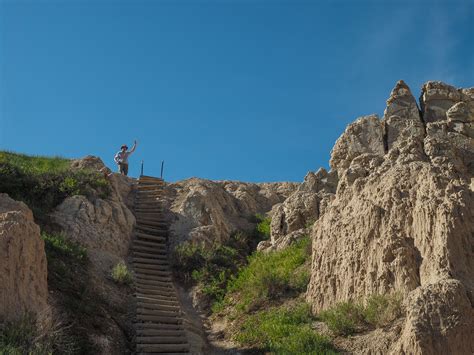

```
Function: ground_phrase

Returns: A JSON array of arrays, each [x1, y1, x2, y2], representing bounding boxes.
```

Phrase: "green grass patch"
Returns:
[[318, 302, 363, 336], [223, 236, 311, 313], [42, 232, 87, 263], [0, 151, 71, 174], [111, 262, 133, 285], [235, 303, 336, 354], [318, 293, 403, 336], [0, 151, 110, 222], [255, 213, 271, 240], [362, 293, 403, 327]]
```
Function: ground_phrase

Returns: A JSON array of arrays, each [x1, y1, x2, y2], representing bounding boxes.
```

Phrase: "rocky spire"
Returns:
[[382, 80, 425, 156], [384, 80, 420, 121]]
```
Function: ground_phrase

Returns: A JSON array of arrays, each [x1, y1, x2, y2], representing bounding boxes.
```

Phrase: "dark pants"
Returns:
[[119, 163, 129, 176]]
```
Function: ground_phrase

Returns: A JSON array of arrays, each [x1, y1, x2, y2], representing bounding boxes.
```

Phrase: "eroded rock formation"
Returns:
[[52, 159, 136, 258], [162, 178, 297, 248], [304, 80, 474, 354], [0, 194, 49, 322], [266, 168, 337, 250]]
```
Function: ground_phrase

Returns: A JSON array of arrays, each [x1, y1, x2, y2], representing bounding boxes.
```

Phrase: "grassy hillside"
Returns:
[[0, 151, 110, 223]]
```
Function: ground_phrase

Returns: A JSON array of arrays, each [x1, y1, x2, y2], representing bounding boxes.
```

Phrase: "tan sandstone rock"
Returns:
[[305, 80, 474, 354], [52, 157, 136, 258], [0, 194, 49, 322], [420, 81, 468, 123], [268, 168, 337, 249], [164, 178, 297, 249], [330, 114, 386, 174]]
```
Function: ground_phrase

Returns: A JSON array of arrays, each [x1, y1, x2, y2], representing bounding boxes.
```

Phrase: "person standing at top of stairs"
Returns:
[[114, 140, 138, 176]]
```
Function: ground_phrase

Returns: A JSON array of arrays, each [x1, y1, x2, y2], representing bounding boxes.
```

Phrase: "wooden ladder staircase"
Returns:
[[132, 175, 190, 355]]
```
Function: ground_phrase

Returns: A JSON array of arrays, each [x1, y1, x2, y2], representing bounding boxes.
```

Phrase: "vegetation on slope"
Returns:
[[172, 216, 338, 353], [319, 294, 403, 336], [170, 214, 271, 306], [217, 236, 311, 313], [0, 313, 65, 355], [211, 236, 337, 353], [235, 303, 336, 354], [111, 262, 134, 285], [42, 232, 100, 353], [0, 151, 110, 222]]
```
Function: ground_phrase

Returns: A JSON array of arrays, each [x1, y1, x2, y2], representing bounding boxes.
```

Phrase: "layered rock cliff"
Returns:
[[303, 81, 474, 354]]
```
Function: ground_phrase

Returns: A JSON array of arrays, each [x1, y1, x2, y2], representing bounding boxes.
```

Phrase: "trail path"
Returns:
[[132, 175, 190, 355]]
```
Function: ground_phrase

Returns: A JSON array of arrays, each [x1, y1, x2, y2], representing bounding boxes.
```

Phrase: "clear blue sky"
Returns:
[[1, 0, 473, 182]]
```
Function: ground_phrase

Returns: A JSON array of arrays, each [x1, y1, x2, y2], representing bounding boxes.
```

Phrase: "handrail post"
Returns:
[[140, 160, 144, 176], [160, 160, 164, 179]]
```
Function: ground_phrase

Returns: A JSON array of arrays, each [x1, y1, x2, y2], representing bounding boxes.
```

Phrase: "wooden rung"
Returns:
[[134, 322, 183, 330], [133, 263, 170, 270], [136, 314, 183, 324], [135, 225, 168, 235], [132, 257, 169, 265], [135, 278, 173, 288], [135, 295, 179, 306], [134, 240, 166, 248], [136, 309, 181, 318], [137, 303, 180, 312], [133, 251, 168, 259], [135, 232, 167, 242], [136, 336, 187, 344], [136, 329, 185, 336], [136, 344, 189, 353]]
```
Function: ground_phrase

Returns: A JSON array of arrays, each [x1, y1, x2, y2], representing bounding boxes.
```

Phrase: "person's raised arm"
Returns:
[[129, 140, 137, 153]]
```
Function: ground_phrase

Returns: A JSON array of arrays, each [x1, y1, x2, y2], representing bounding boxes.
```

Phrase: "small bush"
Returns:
[[362, 293, 403, 327], [319, 293, 403, 336], [225, 236, 311, 312], [235, 303, 336, 354], [111, 262, 133, 285], [319, 302, 364, 336], [255, 213, 271, 240], [42, 232, 87, 263]]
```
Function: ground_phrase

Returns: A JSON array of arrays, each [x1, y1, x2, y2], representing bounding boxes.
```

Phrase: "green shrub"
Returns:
[[111, 262, 133, 285], [319, 302, 363, 336], [235, 303, 336, 354], [255, 213, 271, 240], [42, 232, 87, 263], [362, 293, 402, 327], [225, 236, 311, 312], [319, 293, 403, 336]]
